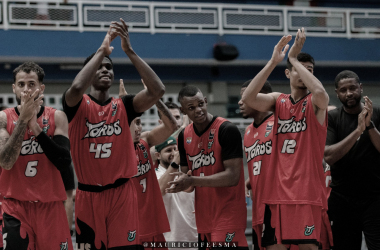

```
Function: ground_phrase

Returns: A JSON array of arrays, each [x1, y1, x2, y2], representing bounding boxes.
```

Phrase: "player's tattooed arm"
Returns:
[[241, 35, 290, 112], [0, 90, 42, 170], [143, 100, 179, 148], [65, 26, 116, 107], [0, 111, 27, 170]]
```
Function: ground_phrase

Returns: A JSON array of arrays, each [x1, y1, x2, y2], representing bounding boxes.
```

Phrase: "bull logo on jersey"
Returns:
[[112, 102, 117, 116], [245, 140, 272, 162], [265, 121, 274, 137], [277, 116, 307, 134], [82, 119, 122, 139], [188, 150, 216, 171], [128, 230, 137, 242], [42, 124, 50, 133], [60, 239, 68, 250], [138, 144, 148, 158], [301, 99, 307, 113], [209, 129, 216, 140], [20, 136, 44, 155], [304, 225, 315, 236], [225, 232, 235, 243]]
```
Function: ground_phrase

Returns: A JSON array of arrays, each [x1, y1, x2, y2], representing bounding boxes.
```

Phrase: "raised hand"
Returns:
[[111, 18, 133, 54], [119, 79, 128, 98], [19, 89, 44, 122], [364, 96, 373, 127], [100, 26, 115, 56], [288, 27, 306, 60], [270, 35, 292, 65]]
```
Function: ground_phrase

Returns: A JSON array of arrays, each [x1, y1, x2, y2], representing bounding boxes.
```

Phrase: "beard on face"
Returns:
[[160, 157, 172, 168], [341, 95, 361, 108]]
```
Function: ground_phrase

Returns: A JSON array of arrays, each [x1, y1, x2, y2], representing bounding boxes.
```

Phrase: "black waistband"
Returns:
[[78, 178, 129, 192]]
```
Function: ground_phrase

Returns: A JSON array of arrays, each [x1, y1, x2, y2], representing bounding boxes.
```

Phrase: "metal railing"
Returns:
[[1, 0, 380, 38]]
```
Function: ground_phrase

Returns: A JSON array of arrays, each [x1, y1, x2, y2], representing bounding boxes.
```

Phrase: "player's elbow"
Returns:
[[314, 90, 329, 110], [0, 163, 13, 171], [227, 172, 240, 187], [324, 148, 335, 166], [153, 83, 165, 98]]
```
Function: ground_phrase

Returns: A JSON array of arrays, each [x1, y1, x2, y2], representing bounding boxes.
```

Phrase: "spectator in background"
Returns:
[[324, 70, 380, 250], [155, 137, 197, 250], [151, 101, 190, 169]]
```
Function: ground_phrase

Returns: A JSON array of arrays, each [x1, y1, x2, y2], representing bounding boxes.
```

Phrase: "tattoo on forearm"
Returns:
[[0, 119, 28, 169], [156, 100, 177, 128]]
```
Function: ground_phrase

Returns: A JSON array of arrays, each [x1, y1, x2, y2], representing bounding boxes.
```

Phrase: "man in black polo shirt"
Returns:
[[324, 70, 380, 250]]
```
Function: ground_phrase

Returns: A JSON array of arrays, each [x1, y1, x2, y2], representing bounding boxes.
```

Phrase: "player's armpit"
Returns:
[[54, 110, 69, 137]]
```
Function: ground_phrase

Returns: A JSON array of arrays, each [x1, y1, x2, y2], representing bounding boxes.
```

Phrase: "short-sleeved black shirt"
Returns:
[[326, 105, 380, 198], [178, 116, 243, 167]]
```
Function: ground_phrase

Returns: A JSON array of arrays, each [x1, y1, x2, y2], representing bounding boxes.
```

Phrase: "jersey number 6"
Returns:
[[25, 161, 38, 177]]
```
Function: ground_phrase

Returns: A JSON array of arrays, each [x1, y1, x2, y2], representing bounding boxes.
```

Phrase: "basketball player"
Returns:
[[167, 85, 248, 249], [240, 80, 274, 250], [0, 62, 73, 249], [126, 86, 177, 248], [62, 19, 165, 249], [241, 28, 329, 250]]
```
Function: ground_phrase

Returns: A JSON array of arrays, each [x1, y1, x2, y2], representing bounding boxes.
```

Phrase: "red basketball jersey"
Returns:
[[69, 95, 137, 186], [0, 107, 66, 202], [133, 139, 170, 238], [262, 93, 327, 206], [244, 114, 274, 226], [183, 117, 247, 233]]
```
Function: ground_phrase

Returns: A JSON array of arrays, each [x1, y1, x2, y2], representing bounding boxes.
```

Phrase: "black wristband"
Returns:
[[366, 120, 375, 131], [170, 162, 180, 169]]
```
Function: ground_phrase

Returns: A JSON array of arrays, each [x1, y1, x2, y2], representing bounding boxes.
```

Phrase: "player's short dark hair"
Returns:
[[242, 80, 272, 94], [13, 62, 45, 83], [286, 52, 315, 70], [178, 85, 202, 103], [334, 70, 360, 89], [83, 53, 113, 67], [158, 101, 181, 119]]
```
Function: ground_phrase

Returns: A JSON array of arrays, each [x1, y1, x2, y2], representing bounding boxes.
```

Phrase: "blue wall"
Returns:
[[1, 30, 379, 62], [0, 29, 379, 82]]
